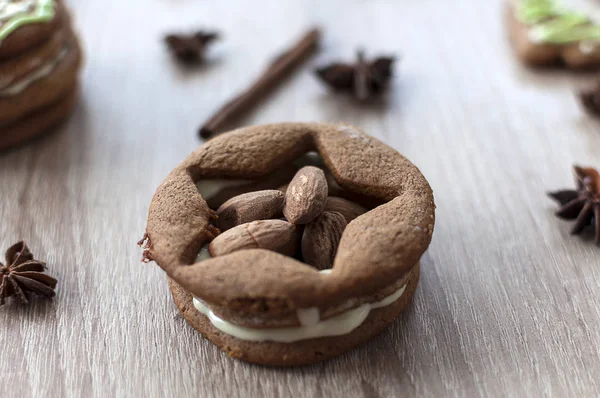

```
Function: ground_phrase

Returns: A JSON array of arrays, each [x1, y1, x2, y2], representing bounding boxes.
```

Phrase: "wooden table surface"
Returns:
[[2, 0, 600, 397]]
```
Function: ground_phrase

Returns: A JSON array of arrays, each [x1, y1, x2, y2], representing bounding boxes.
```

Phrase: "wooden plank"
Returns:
[[1, 0, 600, 396]]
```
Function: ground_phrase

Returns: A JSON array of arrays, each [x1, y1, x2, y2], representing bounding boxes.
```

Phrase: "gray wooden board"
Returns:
[[1, 0, 600, 397]]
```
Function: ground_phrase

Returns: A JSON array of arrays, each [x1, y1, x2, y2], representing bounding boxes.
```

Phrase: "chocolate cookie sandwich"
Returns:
[[507, 0, 600, 68], [0, 0, 83, 150], [140, 123, 435, 366]]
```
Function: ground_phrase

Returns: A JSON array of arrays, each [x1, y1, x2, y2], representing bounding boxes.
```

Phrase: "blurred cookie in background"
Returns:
[[508, 0, 600, 68], [0, 0, 83, 151]]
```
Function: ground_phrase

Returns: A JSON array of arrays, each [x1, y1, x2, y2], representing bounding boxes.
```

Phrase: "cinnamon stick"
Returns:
[[198, 27, 321, 139]]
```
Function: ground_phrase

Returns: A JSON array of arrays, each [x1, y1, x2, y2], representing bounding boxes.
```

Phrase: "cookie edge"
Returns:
[[169, 262, 420, 366]]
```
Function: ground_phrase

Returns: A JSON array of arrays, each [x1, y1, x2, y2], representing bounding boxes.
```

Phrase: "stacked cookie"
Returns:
[[142, 123, 435, 366], [0, 0, 82, 150]]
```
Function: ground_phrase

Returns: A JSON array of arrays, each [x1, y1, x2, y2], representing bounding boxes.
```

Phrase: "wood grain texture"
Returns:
[[2, 0, 600, 397]]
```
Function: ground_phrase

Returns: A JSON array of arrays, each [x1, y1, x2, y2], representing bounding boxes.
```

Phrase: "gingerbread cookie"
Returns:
[[140, 123, 435, 366], [0, 86, 76, 151], [0, 0, 82, 150], [0, 0, 63, 59], [508, 0, 600, 68]]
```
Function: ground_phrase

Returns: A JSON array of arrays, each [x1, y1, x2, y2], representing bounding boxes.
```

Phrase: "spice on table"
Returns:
[[198, 27, 321, 139], [0, 241, 57, 305], [138, 233, 154, 263], [165, 31, 219, 64], [579, 82, 600, 117], [315, 50, 396, 101], [548, 165, 600, 244]]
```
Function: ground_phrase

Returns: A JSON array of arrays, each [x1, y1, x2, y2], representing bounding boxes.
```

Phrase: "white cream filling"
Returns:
[[527, 27, 547, 44], [196, 246, 212, 261], [579, 39, 599, 53], [196, 179, 252, 202], [192, 268, 407, 343], [0, 46, 67, 97]]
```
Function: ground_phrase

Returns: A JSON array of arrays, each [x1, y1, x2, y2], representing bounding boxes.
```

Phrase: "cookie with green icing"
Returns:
[[0, 33, 82, 126], [0, 0, 82, 150], [508, 0, 600, 68], [0, 0, 62, 59]]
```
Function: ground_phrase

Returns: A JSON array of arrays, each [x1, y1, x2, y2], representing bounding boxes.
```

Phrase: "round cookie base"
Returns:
[[169, 262, 420, 366], [0, 86, 78, 151]]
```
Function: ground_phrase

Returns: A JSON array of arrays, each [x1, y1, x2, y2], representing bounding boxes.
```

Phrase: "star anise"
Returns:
[[548, 165, 600, 244], [579, 81, 600, 117], [0, 241, 57, 305], [164, 30, 219, 64], [315, 50, 395, 101]]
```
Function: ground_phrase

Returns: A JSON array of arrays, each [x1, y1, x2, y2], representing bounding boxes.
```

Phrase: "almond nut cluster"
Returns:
[[208, 166, 367, 269]]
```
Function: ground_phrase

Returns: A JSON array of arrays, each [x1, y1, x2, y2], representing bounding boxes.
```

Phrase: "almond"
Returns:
[[216, 190, 284, 231], [209, 219, 299, 257], [283, 166, 328, 224], [301, 211, 347, 270], [324, 197, 367, 223]]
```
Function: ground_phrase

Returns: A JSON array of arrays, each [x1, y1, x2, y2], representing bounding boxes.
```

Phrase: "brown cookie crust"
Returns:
[[0, 85, 77, 151], [169, 262, 420, 366], [143, 123, 435, 313], [0, 0, 67, 60], [0, 31, 81, 126]]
